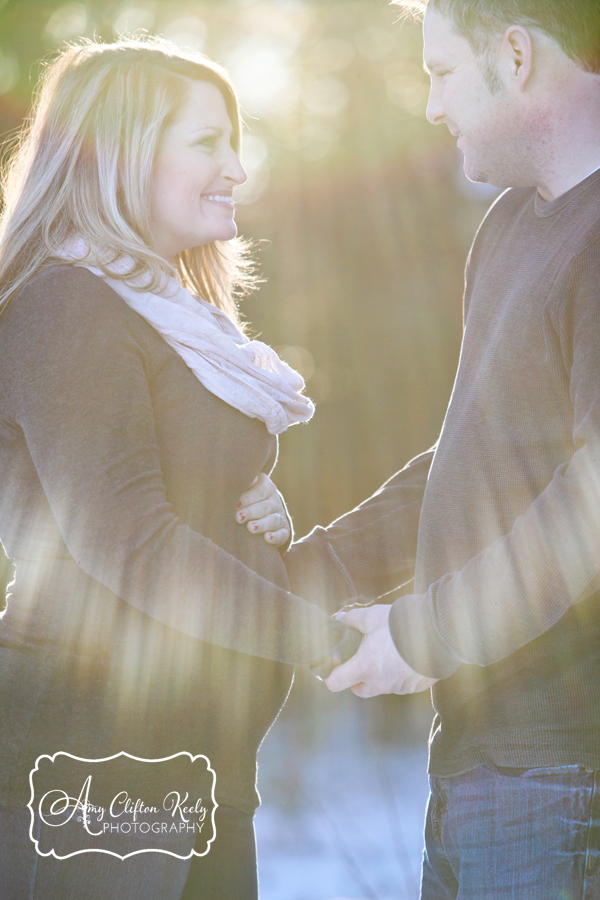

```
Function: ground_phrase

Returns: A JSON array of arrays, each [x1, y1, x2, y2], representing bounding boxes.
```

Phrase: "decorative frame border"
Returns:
[[28, 751, 218, 860]]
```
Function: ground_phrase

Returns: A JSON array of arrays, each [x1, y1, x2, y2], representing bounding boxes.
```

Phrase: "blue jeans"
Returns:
[[422, 764, 600, 899]]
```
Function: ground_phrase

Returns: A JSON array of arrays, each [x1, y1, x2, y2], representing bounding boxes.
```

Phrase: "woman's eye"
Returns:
[[197, 136, 218, 150]]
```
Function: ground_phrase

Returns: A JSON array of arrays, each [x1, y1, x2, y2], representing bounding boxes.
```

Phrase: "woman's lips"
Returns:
[[202, 193, 235, 208]]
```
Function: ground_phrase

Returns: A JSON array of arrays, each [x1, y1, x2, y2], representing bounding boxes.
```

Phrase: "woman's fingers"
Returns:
[[253, 515, 290, 546], [236, 498, 279, 524], [236, 473, 291, 545], [243, 512, 288, 534], [263, 527, 289, 548], [236, 472, 271, 510]]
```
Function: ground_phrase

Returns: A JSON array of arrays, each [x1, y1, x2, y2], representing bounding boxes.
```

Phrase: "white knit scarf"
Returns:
[[59, 238, 315, 435]]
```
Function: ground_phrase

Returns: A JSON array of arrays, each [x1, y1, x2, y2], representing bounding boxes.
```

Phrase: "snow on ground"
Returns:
[[255, 684, 432, 900]]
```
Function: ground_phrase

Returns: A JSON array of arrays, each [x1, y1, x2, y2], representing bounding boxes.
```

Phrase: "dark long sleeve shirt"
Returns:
[[285, 447, 434, 612], [0, 265, 358, 810], [287, 171, 600, 774]]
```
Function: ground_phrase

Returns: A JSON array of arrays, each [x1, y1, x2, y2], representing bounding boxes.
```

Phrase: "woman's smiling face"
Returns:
[[149, 79, 247, 260]]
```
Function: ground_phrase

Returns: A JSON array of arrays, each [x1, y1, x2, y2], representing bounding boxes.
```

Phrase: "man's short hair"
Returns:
[[394, 0, 600, 73]]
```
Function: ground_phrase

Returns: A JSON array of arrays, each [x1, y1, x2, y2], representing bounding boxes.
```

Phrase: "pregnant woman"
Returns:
[[0, 38, 359, 899]]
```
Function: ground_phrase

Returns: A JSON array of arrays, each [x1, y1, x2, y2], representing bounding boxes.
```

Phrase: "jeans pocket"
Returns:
[[517, 764, 593, 779], [428, 776, 447, 848], [491, 764, 532, 777]]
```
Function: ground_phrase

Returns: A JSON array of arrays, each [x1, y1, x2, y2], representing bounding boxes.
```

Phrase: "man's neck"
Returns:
[[527, 65, 600, 201], [534, 103, 600, 202], [537, 157, 600, 202]]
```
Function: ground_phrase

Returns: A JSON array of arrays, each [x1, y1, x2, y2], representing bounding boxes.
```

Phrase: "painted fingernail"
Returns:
[[252, 523, 258, 532], [238, 514, 245, 522], [236, 501, 242, 509], [266, 533, 273, 541]]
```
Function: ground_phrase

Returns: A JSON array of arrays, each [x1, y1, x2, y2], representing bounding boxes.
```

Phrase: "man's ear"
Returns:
[[501, 25, 534, 90]]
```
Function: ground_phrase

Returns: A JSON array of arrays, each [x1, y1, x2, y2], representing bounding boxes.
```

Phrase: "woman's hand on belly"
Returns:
[[236, 473, 291, 547]]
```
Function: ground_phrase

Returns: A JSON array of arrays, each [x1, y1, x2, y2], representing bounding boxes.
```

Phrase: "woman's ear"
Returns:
[[501, 25, 535, 91]]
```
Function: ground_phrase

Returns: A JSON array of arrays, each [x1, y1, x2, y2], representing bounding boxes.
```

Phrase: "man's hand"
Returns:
[[325, 604, 439, 697], [236, 473, 291, 547]]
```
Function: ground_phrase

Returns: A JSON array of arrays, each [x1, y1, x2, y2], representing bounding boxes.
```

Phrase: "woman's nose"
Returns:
[[223, 149, 248, 186]]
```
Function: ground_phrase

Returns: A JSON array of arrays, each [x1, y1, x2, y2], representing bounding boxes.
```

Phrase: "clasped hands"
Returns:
[[326, 604, 439, 697], [235, 476, 438, 697]]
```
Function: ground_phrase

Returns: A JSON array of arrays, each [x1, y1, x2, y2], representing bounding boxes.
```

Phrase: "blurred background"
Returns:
[[0, 1, 498, 896]]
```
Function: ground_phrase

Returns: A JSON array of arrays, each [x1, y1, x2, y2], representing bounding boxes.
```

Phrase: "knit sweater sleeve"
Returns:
[[4, 267, 359, 668], [390, 242, 600, 679], [284, 448, 435, 615]]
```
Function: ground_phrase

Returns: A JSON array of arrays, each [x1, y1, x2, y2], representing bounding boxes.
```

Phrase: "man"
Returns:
[[282, 1, 600, 895]]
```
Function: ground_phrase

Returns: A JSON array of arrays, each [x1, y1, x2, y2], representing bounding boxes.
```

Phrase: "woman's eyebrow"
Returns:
[[189, 125, 224, 136]]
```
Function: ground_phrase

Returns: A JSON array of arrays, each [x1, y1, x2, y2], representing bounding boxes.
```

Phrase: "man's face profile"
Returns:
[[422, 7, 517, 187]]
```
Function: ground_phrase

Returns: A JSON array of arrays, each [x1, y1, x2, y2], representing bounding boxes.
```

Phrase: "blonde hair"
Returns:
[[0, 36, 256, 323]]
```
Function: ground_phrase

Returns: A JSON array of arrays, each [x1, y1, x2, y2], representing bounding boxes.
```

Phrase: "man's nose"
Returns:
[[426, 86, 445, 126]]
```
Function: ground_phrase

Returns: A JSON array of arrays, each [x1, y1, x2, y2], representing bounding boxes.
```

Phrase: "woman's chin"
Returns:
[[197, 222, 239, 246], [217, 221, 239, 242]]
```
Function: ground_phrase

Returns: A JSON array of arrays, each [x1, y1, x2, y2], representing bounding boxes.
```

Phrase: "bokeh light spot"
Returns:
[[384, 60, 429, 116], [0, 50, 19, 94], [227, 39, 297, 115], [235, 164, 270, 206], [310, 37, 356, 72], [355, 26, 395, 61], [302, 75, 349, 119], [163, 17, 207, 52], [44, 4, 89, 43], [242, 134, 269, 171], [386, 75, 429, 115], [292, 122, 337, 162], [277, 346, 315, 382], [113, 5, 155, 36]]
